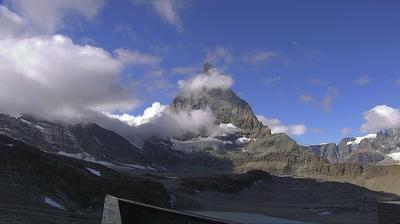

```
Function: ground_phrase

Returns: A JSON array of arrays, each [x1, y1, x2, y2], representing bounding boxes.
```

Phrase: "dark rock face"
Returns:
[[309, 143, 339, 163], [142, 138, 184, 166], [0, 114, 145, 164], [377, 128, 400, 148], [346, 151, 385, 164], [338, 138, 355, 160], [69, 123, 145, 164], [0, 135, 170, 214], [231, 133, 324, 175], [309, 128, 400, 164], [171, 89, 271, 138]]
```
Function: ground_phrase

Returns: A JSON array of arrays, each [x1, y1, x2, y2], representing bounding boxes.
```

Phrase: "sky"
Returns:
[[1, 0, 400, 145]]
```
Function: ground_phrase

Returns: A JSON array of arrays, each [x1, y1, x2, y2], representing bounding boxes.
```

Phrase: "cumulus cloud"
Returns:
[[205, 46, 234, 67], [322, 87, 338, 112], [106, 102, 217, 139], [354, 75, 372, 86], [7, 0, 105, 33], [104, 102, 167, 126], [115, 48, 162, 66], [131, 0, 185, 31], [178, 67, 233, 93], [257, 115, 307, 136], [242, 50, 277, 65], [360, 105, 400, 133], [0, 34, 137, 121], [0, 4, 169, 124]]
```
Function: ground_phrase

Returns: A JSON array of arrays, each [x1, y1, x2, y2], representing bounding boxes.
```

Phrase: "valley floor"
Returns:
[[153, 174, 399, 224]]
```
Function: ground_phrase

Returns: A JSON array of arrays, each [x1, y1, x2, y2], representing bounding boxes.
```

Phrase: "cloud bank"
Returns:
[[0, 34, 139, 121], [0, 4, 163, 123], [105, 102, 217, 139], [361, 105, 400, 133], [257, 115, 307, 136]]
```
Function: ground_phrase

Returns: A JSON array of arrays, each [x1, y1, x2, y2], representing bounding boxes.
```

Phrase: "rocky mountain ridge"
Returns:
[[309, 128, 400, 164], [0, 114, 146, 165]]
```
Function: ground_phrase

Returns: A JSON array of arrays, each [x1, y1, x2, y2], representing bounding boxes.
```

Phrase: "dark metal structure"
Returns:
[[101, 195, 241, 224], [377, 201, 400, 224]]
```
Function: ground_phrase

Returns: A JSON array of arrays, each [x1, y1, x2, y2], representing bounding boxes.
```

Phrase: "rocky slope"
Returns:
[[309, 128, 400, 164], [0, 114, 145, 165], [0, 135, 170, 223], [170, 67, 270, 139]]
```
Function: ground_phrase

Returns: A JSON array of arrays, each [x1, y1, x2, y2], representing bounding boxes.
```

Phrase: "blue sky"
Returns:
[[2, 0, 400, 144]]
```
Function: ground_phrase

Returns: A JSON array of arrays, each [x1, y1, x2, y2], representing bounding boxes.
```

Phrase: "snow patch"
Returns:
[[236, 136, 252, 144], [44, 197, 65, 210], [86, 167, 101, 177], [388, 152, 400, 161], [319, 211, 333, 216], [346, 134, 377, 145], [34, 124, 46, 131], [212, 123, 240, 136], [169, 194, 177, 208]]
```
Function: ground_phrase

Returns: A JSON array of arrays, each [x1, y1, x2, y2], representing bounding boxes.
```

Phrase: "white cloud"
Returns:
[[0, 5, 29, 37], [300, 94, 313, 103], [104, 102, 167, 126], [322, 87, 338, 112], [263, 76, 281, 85], [360, 105, 400, 133], [0, 34, 138, 121], [106, 103, 218, 139], [257, 115, 307, 136], [205, 46, 234, 66], [242, 50, 277, 65], [115, 48, 162, 66], [354, 75, 372, 86], [178, 67, 233, 93], [131, 0, 184, 31], [7, 0, 105, 33], [341, 128, 352, 136]]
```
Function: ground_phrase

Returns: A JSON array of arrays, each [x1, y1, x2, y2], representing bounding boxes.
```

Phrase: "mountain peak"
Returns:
[[171, 68, 271, 138], [203, 63, 214, 73]]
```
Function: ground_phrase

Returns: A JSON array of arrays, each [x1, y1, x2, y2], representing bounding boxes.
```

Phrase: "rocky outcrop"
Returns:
[[171, 88, 270, 138], [232, 133, 324, 175], [0, 135, 170, 214], [309, 143, 339, 163], [309, 128, 400, 164]]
